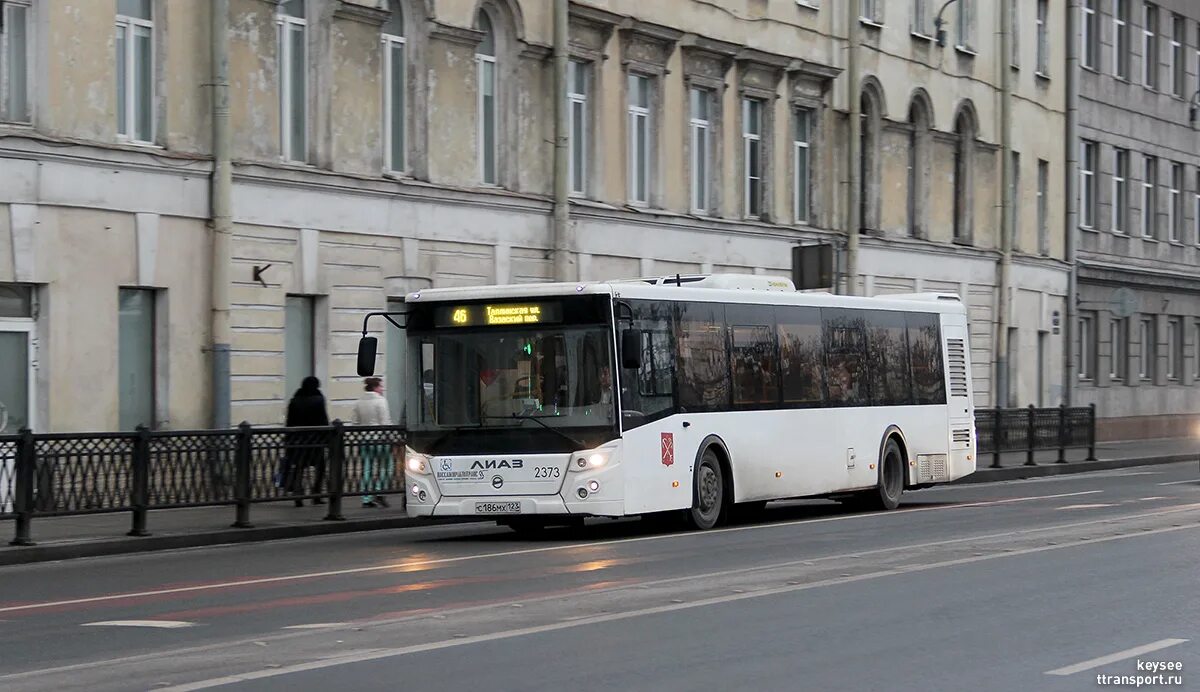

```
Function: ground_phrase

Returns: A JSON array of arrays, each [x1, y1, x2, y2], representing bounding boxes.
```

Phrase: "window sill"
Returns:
[[1035, 71, 1052, 81], [859, 18, 885, 30], [1168, 240, 1185, 247], [1081, 65, 1099, 74], [910, 31, 935, 43], [1142, 236, 1160, 243], [1079, 225, 1100, 233], [954, 45, 978, 57], [795, 0, 820, 11], [118, 138, 164, 150]]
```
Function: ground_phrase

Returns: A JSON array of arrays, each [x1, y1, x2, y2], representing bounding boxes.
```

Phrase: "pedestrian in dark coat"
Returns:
[[285, 376, 330, 507]]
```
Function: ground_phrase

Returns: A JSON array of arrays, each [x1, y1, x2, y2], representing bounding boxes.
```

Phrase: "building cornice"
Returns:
[[333, 0, 390, 25], [427, 20, 485, 47]]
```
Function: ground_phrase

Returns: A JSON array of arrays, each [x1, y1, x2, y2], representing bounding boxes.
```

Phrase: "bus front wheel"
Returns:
[[687, 448, 728, 530]]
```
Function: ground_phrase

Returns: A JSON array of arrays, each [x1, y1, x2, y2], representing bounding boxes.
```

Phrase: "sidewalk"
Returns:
[[1, 437, 1195, 566]]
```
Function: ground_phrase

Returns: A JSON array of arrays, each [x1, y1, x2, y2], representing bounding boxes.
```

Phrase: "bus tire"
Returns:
[[686, 448, 727, 530], [865, 438, 905, 511]]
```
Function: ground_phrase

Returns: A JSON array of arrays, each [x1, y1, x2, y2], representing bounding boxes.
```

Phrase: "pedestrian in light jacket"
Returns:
[[285, 376, 330, 507], [355, 377, 393, 508]]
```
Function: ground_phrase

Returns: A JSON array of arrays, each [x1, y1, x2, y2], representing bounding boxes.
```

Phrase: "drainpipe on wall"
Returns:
[[552, 0, 574, 282], [1064, 0, 1079, 406], [995, 0, 1014, 408], [845, 2, 860, 296], [210, 0, 232, 429]]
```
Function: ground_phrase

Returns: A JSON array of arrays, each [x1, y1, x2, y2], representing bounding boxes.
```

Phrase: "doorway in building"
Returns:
[[0, 324, 35, 434]]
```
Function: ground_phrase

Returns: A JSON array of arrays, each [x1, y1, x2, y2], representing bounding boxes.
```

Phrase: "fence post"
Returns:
[[231, 422, 253, 528], [1025, 404, 1037, 466], [127, 426, 151, 537], [1086, 403, 1097, 461], [1056, 404, 1068, 463], [9, 428, 36, 546], [325, 420, 346, 521], [991, 408, 1003, 468]]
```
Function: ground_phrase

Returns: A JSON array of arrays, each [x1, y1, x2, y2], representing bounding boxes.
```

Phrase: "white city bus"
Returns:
[[356, 274, 976, 531]]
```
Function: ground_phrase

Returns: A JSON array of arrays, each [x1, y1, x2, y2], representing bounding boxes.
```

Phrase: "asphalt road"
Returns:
[[1, 461, 1198, 691]]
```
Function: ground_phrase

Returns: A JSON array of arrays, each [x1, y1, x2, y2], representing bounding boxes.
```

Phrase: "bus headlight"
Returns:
[[572, 451, 609, 471], [405, 451, 431, 475]]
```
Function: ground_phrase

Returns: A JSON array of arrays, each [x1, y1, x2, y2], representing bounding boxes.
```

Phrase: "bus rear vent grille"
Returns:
[[952, 428, 972, 444], [917, 454, 949, 483], [947, 338, 969, 397]]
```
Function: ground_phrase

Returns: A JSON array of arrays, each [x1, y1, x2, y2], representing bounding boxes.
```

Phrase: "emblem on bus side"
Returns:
[[661, 433, 674, 467]]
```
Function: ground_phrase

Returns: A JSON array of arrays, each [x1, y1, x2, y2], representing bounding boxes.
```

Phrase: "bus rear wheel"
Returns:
[[687, 449, 727, 530], [863, 438, 905, 511]]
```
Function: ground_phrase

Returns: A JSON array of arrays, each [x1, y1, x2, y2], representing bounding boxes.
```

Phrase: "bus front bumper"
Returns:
[[413, 496, 624, 519]]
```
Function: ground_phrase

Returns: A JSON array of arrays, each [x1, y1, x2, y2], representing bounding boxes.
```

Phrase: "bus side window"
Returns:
[[822, 309, 868, 407], [865, 310, 913, 407], [907, 313, 946, 404], [777, 306, 824, 407]]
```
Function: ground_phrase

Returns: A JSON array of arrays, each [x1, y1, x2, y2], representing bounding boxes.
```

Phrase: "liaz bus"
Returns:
[[355, 273, 976, 531]]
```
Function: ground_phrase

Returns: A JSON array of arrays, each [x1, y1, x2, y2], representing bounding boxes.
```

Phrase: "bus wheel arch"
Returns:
[[877, 426, 911, 488], [687, 435, 732, 530]]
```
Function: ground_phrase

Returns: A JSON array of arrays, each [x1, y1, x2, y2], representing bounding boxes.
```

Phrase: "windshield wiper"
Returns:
[[481, 414, 587, 450]]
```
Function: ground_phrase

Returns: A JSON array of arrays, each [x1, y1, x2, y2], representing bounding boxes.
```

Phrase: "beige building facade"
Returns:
[[0, 0, 1069, 432]]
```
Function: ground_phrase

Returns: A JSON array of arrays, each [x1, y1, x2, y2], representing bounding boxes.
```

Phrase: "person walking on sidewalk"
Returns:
[[285, 376, 330, 507], [354, 377, 393, 508]]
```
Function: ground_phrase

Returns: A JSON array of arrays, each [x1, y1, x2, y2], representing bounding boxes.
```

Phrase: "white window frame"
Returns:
[[794, 108, 812, 224], [1036, 0, 1050, 75], [116, 6, 155, 144], [860, 0, 880, 24], [688, 87, 711, 215], [568, 60, 589, 197], [1143, 3, 1157, 89], [1110, 318, 1125, 380], [627, 73, 651, 206], [1169, 162, 1182, 242], [1113, 148, 1128, 234], [277, 5, 308, 163], [0, 317, 37, 436], [1037, 159, 1049, 254], [1139, 318, 1153, 380], [912, 0, 931, 36], [476, 50, 497, 185], [1142, 155, 1157, 238], [1, 0, 32, 123], [743, 97, 763, 220], [1169, 13, 1183, 96], [1010, 1, 1020, 68], [1082, 0, 1097, 69], [1113, 0, 1129, 78], [1080, 141, 1097, 229], [956, 0, 974, 51], [382, 29, 406, 174]]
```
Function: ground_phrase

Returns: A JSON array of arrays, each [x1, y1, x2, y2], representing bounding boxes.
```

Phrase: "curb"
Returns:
[[2, 454, 1194, 566], [0, 515, 489, 567], [951, 454, 1197, 484]]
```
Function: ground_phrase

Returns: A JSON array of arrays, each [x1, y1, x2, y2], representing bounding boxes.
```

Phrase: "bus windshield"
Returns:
[[414, 327, 616, 431]]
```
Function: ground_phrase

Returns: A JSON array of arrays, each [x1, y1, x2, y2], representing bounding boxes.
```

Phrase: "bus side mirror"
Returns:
[[621, 330, 642, 370], [357, 336, 378, 377]]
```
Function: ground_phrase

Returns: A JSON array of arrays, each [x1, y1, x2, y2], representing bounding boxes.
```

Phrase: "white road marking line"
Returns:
[[281, 624, 346, 630], [0, 490, 1104, 616], [1158, 479, 1199, 486], [157, 524, 1200, 692], [81, 620, 196, 629], [1045, 638, 1190, 676], [7, 503, 1200, 686], [1137, 497, 1170, 501], [1057, 504, 1117, 510]]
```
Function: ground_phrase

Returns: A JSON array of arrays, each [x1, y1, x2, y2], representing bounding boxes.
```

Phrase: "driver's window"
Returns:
[[620, 300, 675, 429]]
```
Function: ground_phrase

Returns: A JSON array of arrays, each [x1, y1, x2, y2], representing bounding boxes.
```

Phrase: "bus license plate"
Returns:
[[475, 501, 521, 514]]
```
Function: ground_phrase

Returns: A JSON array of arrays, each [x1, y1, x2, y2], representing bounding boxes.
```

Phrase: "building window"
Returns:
[[627, 73, 651, 205], [1169, 13, 1184, 96], [907, 97, 932, 238], [0, 284, 35, 434], [278, 0, 307, 162], [689, 87, 711, 214], [1082, 0, 1098, 69], [1166, 318, 1181, 380], [861, 87, 884, 233], [1078, 313, 1096, 380], [285, 295, 316, 396], [1195, 167, 1200, 245], [861, 0, 880, 23], [913, 0, 930, 35], [1142, 155, 1157, 238], [1010, 1, 1020, 67], [1036, 0, 1049, 74], [1011, 151, 1021, 240], [116, 0, 154, 143], [1110, 318, 1126, 381], [794, 109, 812, 224], [1143, 3, 1158, 89], [1139, 317, 1154, 380], [476, 12, 498, 185], [1113, 148, 1129, 234], [118, 288, 156, 431], [1, 0, 30, 122], [957, 0, 974, 50], [1169, 162, 1183, 242], [1080, 140, 1097, 229], [382, 9, 406, 174], [568, 60, 589, 196], [1037, 159, 1049, 254], [1113, 0, 1130, 78], [743, 98, 764, 219], [952, 108, 976, 242]]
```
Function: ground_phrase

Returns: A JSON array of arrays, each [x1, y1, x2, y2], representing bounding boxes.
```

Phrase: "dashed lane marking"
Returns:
[[1057, 504, 1118, 510], [1158, 479, 1200, 487], [81, 620, 196, 629], [281, 624, 347, 630]]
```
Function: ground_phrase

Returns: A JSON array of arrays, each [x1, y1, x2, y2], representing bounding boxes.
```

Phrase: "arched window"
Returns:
[[907, 93, 933, 238], [953, 105, 977, 244], [858, 83, 884, 233], [382, 7, 406, 173], [476, 11, 498, 185]]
